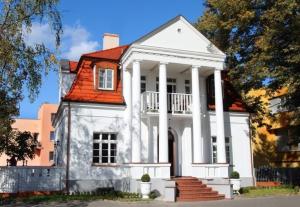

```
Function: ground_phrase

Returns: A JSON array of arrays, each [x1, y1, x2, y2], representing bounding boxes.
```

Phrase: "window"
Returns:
[[141, 76, 146, 93], [33, 133, 39, 140], [93, 133, 117, 164], [276, 126, 300, 151], [49, 151, 54, 161], [185, 80, 191, 94], [156, 77, 176, 93], [211, 136, 231, 164], [51, 113, 56, 122], [99, 69, 114, 90], [50, 131, 55, 141], [206, 75, 225, 100]]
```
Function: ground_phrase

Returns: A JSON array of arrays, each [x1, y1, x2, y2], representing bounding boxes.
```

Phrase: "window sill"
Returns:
[[92, 164, 119, 167], [98, 87, 114, 91]]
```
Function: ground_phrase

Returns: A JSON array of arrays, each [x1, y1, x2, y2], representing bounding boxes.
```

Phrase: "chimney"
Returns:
[[103, 33, 119, 50]]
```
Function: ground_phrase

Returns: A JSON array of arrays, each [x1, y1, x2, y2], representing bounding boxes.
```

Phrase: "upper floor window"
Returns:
[[276, 126, 300, 152], [185, 80, 191, 94], [141, 76, 146, 93], [156, 77, 177, 93], [93, 132, 117, 164], [51, 113, 56, 123], [50, 131, 55, 141], [99, 69, 114, 90], [206, 75, 225, 100]]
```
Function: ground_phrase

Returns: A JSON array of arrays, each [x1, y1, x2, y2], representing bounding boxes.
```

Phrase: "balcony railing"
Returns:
[[141, 91, 192, 114]]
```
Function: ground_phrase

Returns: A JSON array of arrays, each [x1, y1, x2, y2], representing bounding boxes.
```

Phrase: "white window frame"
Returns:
[[211, 136, 231, 164], [185, 79, 191, 94], [141, 76, 146, 93], [98, 69, 114, 90], [93, 133, 117, 165]]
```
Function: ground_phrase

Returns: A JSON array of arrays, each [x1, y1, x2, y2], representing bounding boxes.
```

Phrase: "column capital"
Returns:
[[133, 59, 142, 64], [191, 65, 201, 69], [159, 61, 169, 66]]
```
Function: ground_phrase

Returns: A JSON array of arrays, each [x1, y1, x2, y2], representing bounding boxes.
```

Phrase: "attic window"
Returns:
[[99, 69, 114, 90], [177, 28, 182, 33]]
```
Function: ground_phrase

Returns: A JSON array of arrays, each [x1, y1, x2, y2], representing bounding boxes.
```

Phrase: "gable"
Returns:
[[134, 16, 224, 55]]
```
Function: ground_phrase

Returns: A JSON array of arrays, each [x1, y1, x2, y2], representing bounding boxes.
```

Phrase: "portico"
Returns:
[[121, 41, 228, 178]]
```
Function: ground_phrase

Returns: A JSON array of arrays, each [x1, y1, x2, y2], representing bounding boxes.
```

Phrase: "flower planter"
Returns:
[[230, 178, 241, 194], [140, 181, 151, 199]]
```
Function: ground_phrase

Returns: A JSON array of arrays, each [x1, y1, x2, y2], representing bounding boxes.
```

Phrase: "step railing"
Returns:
[[141, 91, 192, 114]]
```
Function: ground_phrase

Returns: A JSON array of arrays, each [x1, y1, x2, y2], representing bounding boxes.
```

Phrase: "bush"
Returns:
[[230, 171, 240, 179], [239, 187, 250, 194], [141, 174, 151, 182]]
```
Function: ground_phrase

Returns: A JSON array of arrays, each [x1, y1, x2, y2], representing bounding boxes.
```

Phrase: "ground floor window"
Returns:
[[212, 136, 231, 164], [49, 151, 54, 161], [93, 133, 117, 164]]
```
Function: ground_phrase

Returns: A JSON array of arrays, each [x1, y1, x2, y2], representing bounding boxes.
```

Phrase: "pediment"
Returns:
[[133, 16, 224, 55]]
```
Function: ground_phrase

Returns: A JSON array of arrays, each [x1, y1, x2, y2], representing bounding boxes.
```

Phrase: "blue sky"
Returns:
[[20, 0, 205, 118]]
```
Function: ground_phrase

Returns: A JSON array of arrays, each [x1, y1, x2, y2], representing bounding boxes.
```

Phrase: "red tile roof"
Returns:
[[63, 45, 247, 112], [63, 46, 129, 104], [82, 45, 129, 60]]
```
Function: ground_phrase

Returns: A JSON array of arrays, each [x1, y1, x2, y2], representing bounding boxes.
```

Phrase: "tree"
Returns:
[[6, 131, 38, 166], [0, 0, 62, 154], [195, 0, 300, 125]]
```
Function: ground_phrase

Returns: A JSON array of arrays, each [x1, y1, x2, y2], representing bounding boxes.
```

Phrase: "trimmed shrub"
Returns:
[[141, 174, 151, 182], [230, 171, 240, 179]]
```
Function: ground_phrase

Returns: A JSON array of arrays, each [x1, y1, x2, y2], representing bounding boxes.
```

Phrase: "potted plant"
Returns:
[[140, 173, 151, 199], [230, 171, 241, 194]]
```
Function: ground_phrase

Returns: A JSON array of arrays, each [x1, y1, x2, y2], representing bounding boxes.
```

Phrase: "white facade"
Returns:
[[54, 16, 254, 197]]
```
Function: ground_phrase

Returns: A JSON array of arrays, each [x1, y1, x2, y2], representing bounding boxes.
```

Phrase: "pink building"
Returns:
[[0, 103, 58, 166]]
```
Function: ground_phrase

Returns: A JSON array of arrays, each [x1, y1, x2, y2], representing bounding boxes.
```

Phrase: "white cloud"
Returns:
[[23, 22, 99, 61], [61, 24, 99, 60], [23, 23, 55, 47]]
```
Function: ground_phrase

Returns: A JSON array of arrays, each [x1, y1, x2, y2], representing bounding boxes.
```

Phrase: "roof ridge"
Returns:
[[82, 45, 130, 57]]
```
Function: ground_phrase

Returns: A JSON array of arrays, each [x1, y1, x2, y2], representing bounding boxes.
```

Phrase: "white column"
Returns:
[[131, 60, 141, 163], [214, 69, 226, 163], [123, 68, 132, 162], [191, 66, 203, 163], [159, 62, 168, 163]]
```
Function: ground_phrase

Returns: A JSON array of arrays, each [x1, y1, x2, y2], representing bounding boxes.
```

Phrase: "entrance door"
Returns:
[[168, 131, 176, 177]]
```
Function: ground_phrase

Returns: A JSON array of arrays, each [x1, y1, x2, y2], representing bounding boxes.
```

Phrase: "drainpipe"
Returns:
[[66, 102, 71, 193], [248, 113, 256, 186]]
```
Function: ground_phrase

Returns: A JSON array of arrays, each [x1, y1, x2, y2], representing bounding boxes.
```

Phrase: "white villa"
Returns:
[[53, 16, 254, 201]]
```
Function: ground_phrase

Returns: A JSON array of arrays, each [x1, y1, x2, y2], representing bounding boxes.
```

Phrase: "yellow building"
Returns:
[[249, 88, 300, 168]]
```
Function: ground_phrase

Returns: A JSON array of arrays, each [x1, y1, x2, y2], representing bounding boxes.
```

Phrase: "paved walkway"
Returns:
[[4, 195, 300, 207]]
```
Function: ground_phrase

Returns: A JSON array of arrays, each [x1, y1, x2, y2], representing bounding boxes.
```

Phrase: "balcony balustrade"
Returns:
[[141, 91, 192, 114]]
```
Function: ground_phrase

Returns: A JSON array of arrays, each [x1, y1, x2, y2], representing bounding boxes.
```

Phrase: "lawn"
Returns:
[[240, 186, 300, 197]]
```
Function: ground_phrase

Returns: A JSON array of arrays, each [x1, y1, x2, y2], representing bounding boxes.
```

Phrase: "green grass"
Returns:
[[240, 186, 300, 198]]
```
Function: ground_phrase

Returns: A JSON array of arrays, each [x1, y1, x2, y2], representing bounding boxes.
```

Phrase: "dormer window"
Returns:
[[99, 69, 114, 90]]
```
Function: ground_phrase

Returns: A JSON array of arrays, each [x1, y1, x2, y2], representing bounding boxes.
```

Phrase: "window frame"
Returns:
[[141, 76, 146, 93], [98, 68, 114, 90], [211, 136, 231, 164], [92, 132, 118, 165], [49, 151, 54, 161], [50, 131, 55, 141]]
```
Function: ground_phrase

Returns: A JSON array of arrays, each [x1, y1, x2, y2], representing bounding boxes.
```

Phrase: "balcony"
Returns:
[[141, 91, 192, 114]]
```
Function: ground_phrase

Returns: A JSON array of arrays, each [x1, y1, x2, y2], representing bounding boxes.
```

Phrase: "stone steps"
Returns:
[[174, 176, 225, 202]]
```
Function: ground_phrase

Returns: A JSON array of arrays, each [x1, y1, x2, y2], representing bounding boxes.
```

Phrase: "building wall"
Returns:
[[0, 103, 58, 166], [56, 102, 253, 188], [248, 89, 300, 168]]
